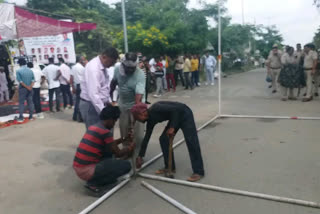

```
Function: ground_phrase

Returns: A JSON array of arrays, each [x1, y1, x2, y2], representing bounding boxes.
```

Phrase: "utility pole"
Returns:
[[121, 0, 128, 53], [241, 0, 245, 25]]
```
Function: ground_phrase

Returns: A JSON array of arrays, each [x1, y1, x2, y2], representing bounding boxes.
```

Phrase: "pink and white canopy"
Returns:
[[0, 3, 96, 40]]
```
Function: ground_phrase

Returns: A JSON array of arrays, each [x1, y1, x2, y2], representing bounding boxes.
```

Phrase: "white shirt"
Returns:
[[149, 58, 156, 73], [42, 64, 60, 89], [59, 63, 71, 85], [31, 68, 44, 88], [161, 60, 167, 74], [205, 55, 217, 69], [71, 63, 85, 85], [80, 56, 111, 113]]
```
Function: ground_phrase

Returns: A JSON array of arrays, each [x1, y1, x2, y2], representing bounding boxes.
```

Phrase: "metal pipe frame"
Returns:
[[141, 181, 197, 214], [79, 115, 220, 213], [78, 179, 130, 214], [139, 173, 320, 209], [220, 114, 320, 120]]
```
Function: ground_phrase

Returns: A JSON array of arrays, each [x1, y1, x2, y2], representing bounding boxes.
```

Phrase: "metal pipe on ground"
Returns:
[[141, 181, 197, 214], [78, 179, 130, 214], [221, 114, 320, 120], [78, 115, 220, 214], [138, 173, 320, 209], [138, 115, 220, 172]]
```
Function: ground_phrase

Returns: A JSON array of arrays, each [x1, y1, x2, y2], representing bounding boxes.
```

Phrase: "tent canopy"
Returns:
[[0, 3, 96, 40]]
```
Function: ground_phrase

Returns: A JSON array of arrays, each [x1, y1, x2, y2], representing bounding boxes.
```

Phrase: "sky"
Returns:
[[6, 0, 320, 47]]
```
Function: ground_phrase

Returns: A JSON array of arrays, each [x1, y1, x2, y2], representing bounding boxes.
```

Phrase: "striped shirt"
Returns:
[[73, 123, 114, 168], [16, 65, 35, 86]]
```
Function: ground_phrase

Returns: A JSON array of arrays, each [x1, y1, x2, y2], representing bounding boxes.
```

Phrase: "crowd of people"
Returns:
[[267, 43, 320, 102]]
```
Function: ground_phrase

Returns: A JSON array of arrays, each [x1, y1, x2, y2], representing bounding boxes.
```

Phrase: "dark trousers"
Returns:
[[145, 73, 150, 102], [49, 87, 61, 111], [18, 86, 34, 119], [191, 70, 199, 86], [88, 158, 131, 187], [166, 73, 176, 91], [60, 84, 73, 108], [73, 84, 82, 121], [184, 72, 193, 89], [174, 69, 185, 86], [32, 88, 42, 113], [159, 107, 204, 175]]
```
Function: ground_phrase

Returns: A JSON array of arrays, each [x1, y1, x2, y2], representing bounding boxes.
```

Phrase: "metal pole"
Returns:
[[220, 114, 320, 120], [141, 181, 197, 214], [139, 173, 320, 209], [121, 0, 129, 53], [241, 0, 245, 25], [78, 179, 130, 214], [218, 2, 222, 115], [138, 115, 220, 171]]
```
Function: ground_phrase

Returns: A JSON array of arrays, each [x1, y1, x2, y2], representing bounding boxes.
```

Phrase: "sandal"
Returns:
[[187, 174, 203, 182], [155, 168, 176, 175]]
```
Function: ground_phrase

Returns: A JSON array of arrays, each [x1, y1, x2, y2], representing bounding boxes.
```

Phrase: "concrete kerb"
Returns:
[[78, 114, 220, 214], [138, 173, 320, 209]]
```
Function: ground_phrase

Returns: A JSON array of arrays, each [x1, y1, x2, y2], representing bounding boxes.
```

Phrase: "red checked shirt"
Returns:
[[73, 122, 114, 181]]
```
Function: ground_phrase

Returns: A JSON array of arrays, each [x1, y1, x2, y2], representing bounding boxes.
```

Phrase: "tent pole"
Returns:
[[121, 0, 129, 53]]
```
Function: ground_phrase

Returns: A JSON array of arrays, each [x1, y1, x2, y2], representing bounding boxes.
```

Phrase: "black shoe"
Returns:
[[85, 183, 118, 197], [146, 101, 151, 104], [272, 90, 277, 93], [315, 93, 319, 97], [268, 85, 272, 88]]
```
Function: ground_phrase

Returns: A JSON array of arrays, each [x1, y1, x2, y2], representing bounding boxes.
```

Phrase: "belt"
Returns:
[[304, 68, 312, 70], [270, 67, 281, 69], [80, 98, 89, 102]]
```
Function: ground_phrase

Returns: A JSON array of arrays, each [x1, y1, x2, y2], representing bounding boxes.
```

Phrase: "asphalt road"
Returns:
[[1, 68, 320, 214]]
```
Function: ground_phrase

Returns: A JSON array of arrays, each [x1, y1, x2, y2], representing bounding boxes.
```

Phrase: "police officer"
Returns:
[[302, 44, 318, 102], [267, 44, 283, 93]]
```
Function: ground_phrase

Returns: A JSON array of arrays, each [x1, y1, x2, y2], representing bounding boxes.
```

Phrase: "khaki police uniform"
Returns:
[[303, 50, 318, 98], [267, 50, 282, 91], [313, 51, 320, 95], [280, 53, 299, 99]]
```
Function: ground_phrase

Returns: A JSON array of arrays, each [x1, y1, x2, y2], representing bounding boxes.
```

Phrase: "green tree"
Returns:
[[313, 27, 320, 48]]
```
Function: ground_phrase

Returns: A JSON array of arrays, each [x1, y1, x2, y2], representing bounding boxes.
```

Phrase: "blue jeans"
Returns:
[[191, 70, 199, 86], [18, 86, 34, 119]]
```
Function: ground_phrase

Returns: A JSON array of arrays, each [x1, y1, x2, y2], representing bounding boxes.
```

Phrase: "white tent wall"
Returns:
[[0, 3, 17, 41]]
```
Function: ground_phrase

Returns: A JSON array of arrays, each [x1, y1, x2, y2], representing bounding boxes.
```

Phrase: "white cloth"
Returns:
[[59, 63, 71, 85], [0, 4, 17, 40], [205, 55, 217, 69], [149, 58, 156, 73], [31, 68, 43, 88], [0, 72, 8, 90], [106, 65, 119, 102], [71, 63, 85, 85], [42, 64, 60, 89]]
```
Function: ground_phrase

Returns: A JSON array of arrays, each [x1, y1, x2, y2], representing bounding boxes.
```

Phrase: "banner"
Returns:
[[23, 32, 76, 64]]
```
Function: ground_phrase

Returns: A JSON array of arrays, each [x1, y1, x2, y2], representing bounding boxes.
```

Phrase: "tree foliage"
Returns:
[[313, 27, 320, 48], [26, 0, 283, 63]]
